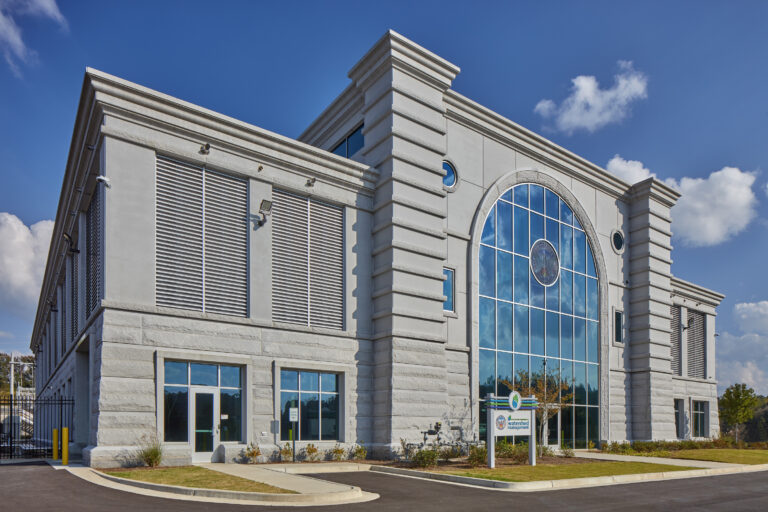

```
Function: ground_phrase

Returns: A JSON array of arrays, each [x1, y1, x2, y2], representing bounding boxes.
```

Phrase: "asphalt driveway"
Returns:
[[2, 461, 767, 511]]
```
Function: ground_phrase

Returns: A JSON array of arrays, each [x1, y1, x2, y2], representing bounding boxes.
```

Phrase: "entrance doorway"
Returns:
[[191, 389, 219, 462]]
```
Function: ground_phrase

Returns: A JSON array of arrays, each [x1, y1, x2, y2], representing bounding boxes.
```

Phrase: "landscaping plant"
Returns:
[[350, 441, 367, 460], [412, 448, 439, 468], [467, 445, 487, 468], [330, 443, 346, 461], [243, 442, 261, 463], [280, 442, 294, 462], [304, 443, 319, 462], [136, 433, 164, 467], [720, 383, 760, 443]]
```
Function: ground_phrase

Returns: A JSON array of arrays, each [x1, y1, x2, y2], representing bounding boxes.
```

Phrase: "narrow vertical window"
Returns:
[[614, 310, 624, 343], [443, 268, 455, 312]]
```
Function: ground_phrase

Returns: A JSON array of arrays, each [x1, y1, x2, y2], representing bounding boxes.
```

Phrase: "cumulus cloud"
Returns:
[[606, 154, 655, 184], [666, 167, 757, 247], [0, 212, 53, 318], [0, 0, 67, 77], [734, 301, 768, 335], [534, 60, 648, 134], [717, 331, 768, 394]]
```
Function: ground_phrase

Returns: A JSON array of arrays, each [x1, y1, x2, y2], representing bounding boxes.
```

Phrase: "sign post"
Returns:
[[486, 392, 538, 468], [289, 406, 298, 462]]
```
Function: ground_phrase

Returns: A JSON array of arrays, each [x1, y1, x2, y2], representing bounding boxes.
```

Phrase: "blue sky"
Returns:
[[1, 1, 767, 393]]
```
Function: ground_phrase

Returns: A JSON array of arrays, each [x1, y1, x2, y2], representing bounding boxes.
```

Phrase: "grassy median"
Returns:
[[435, 461, 698, 482], [102, 466, 295, 493]]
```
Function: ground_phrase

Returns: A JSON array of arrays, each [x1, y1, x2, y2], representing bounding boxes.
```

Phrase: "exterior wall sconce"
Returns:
[[199, 143, 210, 155], [63, 233, 79, 253], [306, 177, 316, 187]]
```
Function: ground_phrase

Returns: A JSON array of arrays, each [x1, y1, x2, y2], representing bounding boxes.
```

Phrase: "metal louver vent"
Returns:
[[272, 189, 309, 325], [310, 200, 344, 329], [85, 187, 102, 316], [155, 156, 248, 316], [687, 310, 706, 379], [156, 157, 204, 311], [670, 306, 681, 376], [59, 283, 66, 354], [204, 170, 248, 316], [70, 253, 78, 341], [272, 189, 344, 329]]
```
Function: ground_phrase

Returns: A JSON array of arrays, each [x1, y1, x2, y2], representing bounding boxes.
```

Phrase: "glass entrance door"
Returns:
[[192, 389, 219, 461]]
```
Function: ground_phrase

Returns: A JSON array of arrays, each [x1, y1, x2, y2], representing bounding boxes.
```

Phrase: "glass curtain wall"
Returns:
[[478, 184, 600, 448]]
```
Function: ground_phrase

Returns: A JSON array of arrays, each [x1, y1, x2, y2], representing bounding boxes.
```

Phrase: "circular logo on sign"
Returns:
[[495, 414, 506, 431], [509, 391, 522, 411], [530, 239, 560, 287]]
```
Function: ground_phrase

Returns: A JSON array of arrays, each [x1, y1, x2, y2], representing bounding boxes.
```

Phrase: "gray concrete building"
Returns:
[[30, 31, 724, 467]]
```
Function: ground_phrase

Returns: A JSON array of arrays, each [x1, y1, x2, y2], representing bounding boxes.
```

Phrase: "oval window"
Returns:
[[442, 161, 457, 188], [530, 239, 560, 286], [612, 231, 625, 252]]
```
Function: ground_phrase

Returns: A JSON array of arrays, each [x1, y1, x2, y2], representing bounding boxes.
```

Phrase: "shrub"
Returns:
[[496, 440, 529, 464], [135, 434, 163, 467], [412, 449, 439, 468], [304, 443, 319, 462], [467, 445, 487, 468], [561, 439, 575, 458], [330, 443, 346, 462], [350, 441, 367, 460], [280, 442, 294, 462], [540, 445, 554, 457], [587, 440, 596, 450], [243, 442, 261, 463], [439, 444, 463, 460]]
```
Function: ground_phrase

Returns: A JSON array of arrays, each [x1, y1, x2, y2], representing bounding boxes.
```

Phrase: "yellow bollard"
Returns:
[[53, 428, 59, 460], [62, 428, 69, 466]]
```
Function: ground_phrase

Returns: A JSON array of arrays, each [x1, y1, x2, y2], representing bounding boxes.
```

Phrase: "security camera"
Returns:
[[96, 176, 111, 188]]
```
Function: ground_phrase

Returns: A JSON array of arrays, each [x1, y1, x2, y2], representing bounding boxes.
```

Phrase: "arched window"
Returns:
[[478, 183, 599, 448]]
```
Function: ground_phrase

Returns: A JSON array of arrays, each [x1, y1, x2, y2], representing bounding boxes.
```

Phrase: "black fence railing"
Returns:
[[0, 396, 74, 459]]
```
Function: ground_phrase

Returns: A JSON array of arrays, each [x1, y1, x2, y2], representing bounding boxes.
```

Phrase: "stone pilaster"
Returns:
[[626, 178, 680, 440], [348, 31, 460, 451]]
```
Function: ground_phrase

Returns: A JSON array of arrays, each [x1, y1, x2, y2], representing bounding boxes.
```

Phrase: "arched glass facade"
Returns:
[[478, 184, 599, 448]]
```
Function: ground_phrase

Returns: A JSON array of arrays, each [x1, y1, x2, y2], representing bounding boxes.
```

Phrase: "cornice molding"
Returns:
[[671, 277, 725, 306]]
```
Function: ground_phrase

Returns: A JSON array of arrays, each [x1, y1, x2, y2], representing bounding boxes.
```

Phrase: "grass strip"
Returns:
[[102, 466, 296, 493], [667, 449, 768, 465], [436, 461, 698, 482]]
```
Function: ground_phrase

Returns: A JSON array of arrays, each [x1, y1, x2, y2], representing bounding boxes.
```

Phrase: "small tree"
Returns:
[[720, 383, 759, 443], [502, 362, 572, 457]]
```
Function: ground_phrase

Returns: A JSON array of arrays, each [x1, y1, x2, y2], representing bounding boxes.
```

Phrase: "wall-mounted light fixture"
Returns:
[[199, 143, 211, 155], [63, 233, 79, 253], [682, 317, 695, 331], [306, 177, 316, 187], [96, 176, 111, 188], [257, 199, 273, 226]]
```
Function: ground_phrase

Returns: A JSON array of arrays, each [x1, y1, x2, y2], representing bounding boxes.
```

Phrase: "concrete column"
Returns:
[[626, 178, 679, 440], [348, 31, 460, 452]]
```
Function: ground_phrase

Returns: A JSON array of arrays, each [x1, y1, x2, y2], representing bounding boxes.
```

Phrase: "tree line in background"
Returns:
[[719, 383, 768, 442], [0, 352, 35, 396]]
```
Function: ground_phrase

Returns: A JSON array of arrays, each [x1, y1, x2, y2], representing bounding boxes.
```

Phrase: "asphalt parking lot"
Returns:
[[2, 461, 767, 511]]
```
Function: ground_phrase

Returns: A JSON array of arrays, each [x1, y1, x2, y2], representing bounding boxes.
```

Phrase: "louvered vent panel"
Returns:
[[204, 170, 248, 316], [85, 188, 102, 316], [70, 253, 78, 340], [156, 156, 204, 311], [272, 189, 309, 325], [60, 283, 67, 352], [310, 200, 344, 329], [687, 310, 706, 379], [670, 306, 681, 376]]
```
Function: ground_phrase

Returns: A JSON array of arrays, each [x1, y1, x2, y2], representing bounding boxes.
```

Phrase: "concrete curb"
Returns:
[[67, 467, 378, 506], [370, 462, 768, 492]]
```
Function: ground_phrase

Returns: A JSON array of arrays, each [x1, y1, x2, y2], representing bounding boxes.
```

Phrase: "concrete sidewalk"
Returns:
[[575, 451, 740, 468]]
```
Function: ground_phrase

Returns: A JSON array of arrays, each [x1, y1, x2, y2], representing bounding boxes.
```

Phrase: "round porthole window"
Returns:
[[611, 230, 625, 253], [442, 161, 457, 189], [530, 239, 560, 286]]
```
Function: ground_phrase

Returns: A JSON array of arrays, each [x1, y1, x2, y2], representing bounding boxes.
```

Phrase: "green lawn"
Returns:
[[666, 449, 768, 465], [102, 466, 295, 493], [437, 461, 698, 482]]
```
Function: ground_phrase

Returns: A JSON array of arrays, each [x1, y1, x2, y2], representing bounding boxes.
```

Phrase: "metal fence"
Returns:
[[0, 396, 74, 459]]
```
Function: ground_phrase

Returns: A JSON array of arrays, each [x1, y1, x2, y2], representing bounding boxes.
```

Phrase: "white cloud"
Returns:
[[606, 154, 655, 184], [0, 330, 12, 339], [0, 212, 53, 319], [0, 0, 67, 77], [666, 167, 757, 247], [734, 301, 768, 335], [717, 332, 768, 395], [534, 60, 648, 134]]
